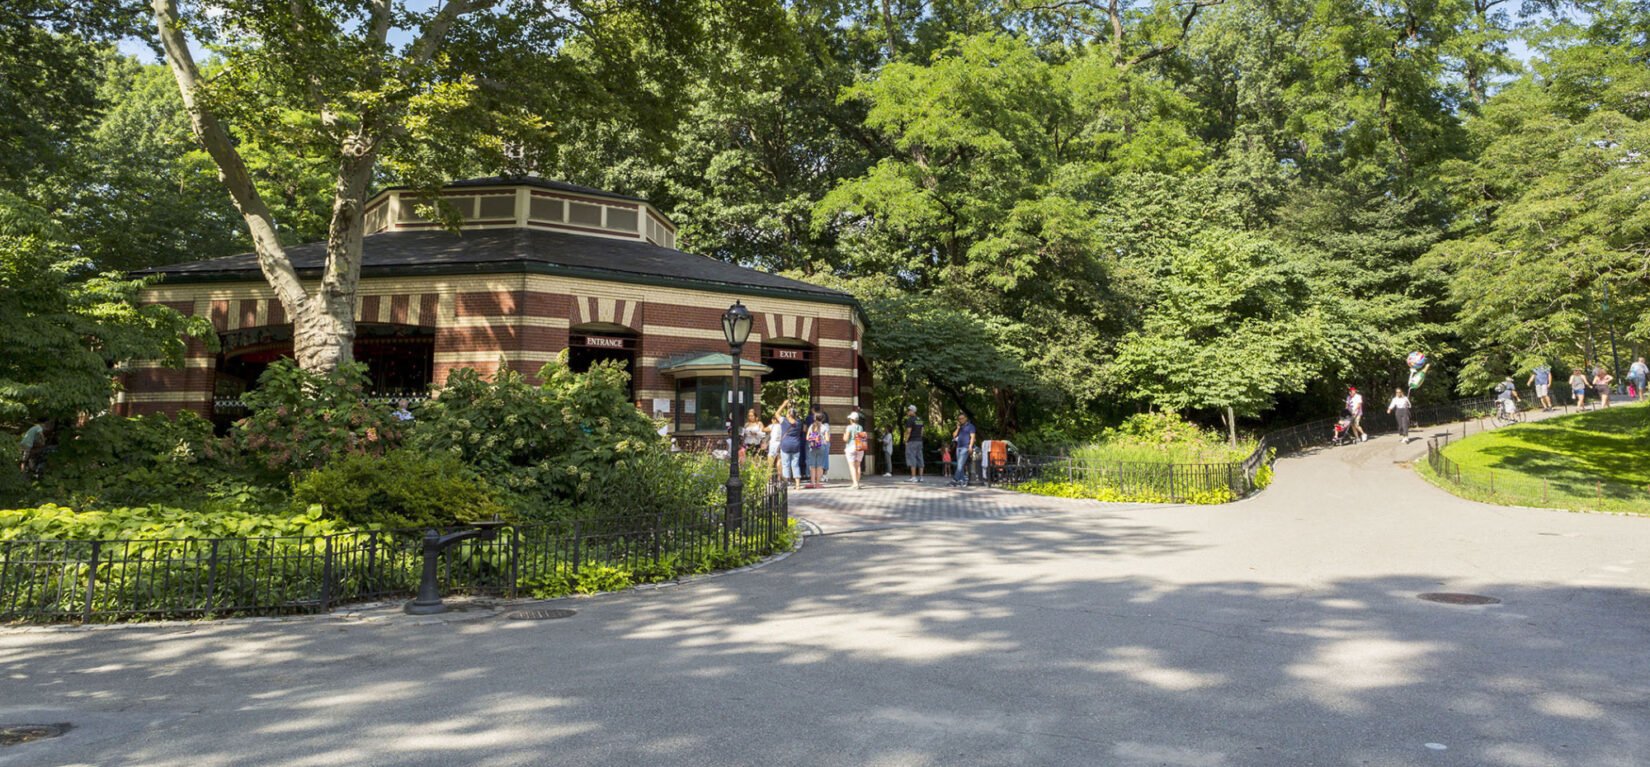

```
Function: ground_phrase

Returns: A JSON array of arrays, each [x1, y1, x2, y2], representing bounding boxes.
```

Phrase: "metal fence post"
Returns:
[[319, 535, 334, 609], [571, 519, 583, 576], [82, 540, 100, 623], [205, 539, 219, 614], [508, 526, 521, 598]]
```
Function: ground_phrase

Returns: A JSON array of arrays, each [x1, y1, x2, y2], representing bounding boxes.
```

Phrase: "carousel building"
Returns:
[[124, 177, 871, 468]]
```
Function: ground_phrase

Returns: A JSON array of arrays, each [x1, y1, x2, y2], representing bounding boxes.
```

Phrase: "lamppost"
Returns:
[[721, 301, 753, 538]]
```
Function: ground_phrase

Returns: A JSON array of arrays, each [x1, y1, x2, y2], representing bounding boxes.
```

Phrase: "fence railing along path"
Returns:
[[988, 394, 1532, 503], [1425, 430, 1649, 515], [1, 484, 788, 623]]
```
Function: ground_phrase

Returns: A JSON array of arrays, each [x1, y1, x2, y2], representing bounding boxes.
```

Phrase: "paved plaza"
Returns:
[[3, 432, 1648, 766]]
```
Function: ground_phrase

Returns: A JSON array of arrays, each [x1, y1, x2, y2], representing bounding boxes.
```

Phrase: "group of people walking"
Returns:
[[1342, 358, 1648, 449], [743, 402, 978, 491]]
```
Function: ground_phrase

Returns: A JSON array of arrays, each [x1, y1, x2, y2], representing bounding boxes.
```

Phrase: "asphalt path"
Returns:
[[2, 426, 1647, 766]]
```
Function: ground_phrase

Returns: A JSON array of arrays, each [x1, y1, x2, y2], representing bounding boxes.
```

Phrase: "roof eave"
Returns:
[[140, 261, 863, 311]]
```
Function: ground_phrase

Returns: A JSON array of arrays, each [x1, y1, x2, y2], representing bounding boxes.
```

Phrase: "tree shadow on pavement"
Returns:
[[1, 511, 1647, 767]]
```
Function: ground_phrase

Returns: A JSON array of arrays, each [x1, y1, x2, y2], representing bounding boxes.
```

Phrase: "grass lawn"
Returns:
[[1418, 402, 1650, 514]]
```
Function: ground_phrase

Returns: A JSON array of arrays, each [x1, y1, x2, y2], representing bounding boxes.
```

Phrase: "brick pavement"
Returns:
[[786, 474, 1159, 534]]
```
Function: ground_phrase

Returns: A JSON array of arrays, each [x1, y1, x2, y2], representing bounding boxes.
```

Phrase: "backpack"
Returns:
[[853, 429, 868, 451]]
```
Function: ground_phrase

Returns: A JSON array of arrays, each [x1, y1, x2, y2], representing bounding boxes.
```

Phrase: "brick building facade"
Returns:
[[125, 177, 873, 474]]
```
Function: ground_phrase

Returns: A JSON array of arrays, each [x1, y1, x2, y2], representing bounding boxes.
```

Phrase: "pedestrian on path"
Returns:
[[1387, 389, 1412, 442], [1570, 367, 1588, 409], [1594, 367, 1614, 408], [843, 412, 867, 490], [1629, 358, 1647, 400], [1527, 365, 1554, 411], [1347, 387, 1367, 442], [904, 404, 925, 483], [949, 412, 975, 487], [777, 400, 805, 491], [879, 427, 894, 477]]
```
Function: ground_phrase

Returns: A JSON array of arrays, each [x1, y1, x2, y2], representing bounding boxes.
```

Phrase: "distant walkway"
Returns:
[[787, 476, 1162, 534]]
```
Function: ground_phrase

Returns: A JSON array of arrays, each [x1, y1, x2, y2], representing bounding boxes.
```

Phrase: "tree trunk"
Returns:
[[879, 0, 898, 60], [1225, 405, 1237, 447], [300, 144, 381, 372], [993, 387, 1019, 437]]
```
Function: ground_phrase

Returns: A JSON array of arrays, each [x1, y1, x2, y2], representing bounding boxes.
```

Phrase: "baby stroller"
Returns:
[[1330, 410, 1354, 446]]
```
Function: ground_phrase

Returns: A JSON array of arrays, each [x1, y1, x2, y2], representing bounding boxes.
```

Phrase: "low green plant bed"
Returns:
[[1418, 403, 1650, 514], [1008, 412, 1266, 504]]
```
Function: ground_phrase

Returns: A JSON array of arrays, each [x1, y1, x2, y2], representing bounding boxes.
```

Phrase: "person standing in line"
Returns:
[[1527, 366, 1554, 412], [1387, 389, 1412, 443], [1628, 357, 1647, 401], [766, 410, 784, 474], [949, 412, 976, 487], [1594, 367, 1614, 408], [903, 404, 925, 483], [777, 400, 805, 491], [843, 412, 867, 490], [805, 415, 830, 488], [741, 408, 765, 464], [815, 407, 831, 483], [393, 398, 416, 421], [879, 427, 894, 477], [1347, 387, 1367, 443]]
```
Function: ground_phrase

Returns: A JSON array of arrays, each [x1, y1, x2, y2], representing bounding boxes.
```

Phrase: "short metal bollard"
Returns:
[[404, 520, 508, 615]]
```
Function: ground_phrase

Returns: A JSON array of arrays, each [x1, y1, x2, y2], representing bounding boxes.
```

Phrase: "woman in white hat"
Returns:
[[843, 411, 867, 489]]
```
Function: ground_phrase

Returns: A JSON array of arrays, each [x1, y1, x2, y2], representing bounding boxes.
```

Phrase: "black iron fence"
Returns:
[[1, 483, 788, 623], [989, 395, 1513, 502]]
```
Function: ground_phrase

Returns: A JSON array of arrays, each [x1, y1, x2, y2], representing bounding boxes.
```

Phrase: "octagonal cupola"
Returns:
[[362, 176, 678, 250]]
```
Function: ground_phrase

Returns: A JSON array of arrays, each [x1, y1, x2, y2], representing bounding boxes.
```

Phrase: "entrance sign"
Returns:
[[581, 336, 630, 349]]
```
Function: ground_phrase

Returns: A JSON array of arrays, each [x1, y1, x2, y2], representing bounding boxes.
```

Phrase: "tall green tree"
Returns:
[[0, 192, 212, 424], [1425, 2, 1650, 387], [148, 0, 731, 372]]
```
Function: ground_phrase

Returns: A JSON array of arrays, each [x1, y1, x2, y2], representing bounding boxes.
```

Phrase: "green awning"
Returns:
[[657, 352, 772, 377]]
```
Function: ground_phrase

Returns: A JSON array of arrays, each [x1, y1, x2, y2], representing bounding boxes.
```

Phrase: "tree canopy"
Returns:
[[4, 0, 1645, 435]]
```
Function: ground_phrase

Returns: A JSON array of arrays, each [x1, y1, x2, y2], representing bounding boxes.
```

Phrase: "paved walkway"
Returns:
[[3, 420, 1648, 766], [787, 475, 1162, 534]]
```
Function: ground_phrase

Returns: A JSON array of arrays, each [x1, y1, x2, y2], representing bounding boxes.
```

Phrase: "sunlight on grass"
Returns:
[[1418, 403, 1650, 514]]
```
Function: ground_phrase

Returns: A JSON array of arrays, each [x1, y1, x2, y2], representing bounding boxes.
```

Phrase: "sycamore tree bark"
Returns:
[[150, 0, 471, 372]]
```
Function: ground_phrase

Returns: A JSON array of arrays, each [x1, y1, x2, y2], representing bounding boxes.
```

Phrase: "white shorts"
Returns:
[[768, 442, 781, 457], [1535, 384, 1549, 397], [844, 448, 864, 463]]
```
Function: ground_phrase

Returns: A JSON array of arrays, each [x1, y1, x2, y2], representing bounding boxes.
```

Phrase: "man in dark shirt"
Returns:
[[950, 412, 975, 487], [903, 404, 925, 483]]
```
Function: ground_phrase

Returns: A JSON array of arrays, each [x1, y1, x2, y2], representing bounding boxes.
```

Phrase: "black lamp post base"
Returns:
[[403, 598, 447, 615]]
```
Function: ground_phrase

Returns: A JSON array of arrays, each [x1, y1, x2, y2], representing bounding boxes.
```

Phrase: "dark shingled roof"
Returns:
[[135, 228, 853, 304]]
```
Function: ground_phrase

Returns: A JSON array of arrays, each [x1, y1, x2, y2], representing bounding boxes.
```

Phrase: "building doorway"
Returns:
[[212, 323, 434, 430], [568, 324, 638, 399], [761, 341, 813, 417]]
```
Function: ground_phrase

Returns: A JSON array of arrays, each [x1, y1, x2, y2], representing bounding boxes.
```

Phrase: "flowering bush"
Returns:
[[228, 359, 405, 481], [408, 357, 666, 520]]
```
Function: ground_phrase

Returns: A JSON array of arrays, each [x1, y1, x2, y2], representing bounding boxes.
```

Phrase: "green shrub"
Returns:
[[34, 412, 234, 509], [408, 357, 666, 518], [230, 359, 405, 481], [292, 449, 503, 530], [1073, 411, 1255, 463]]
